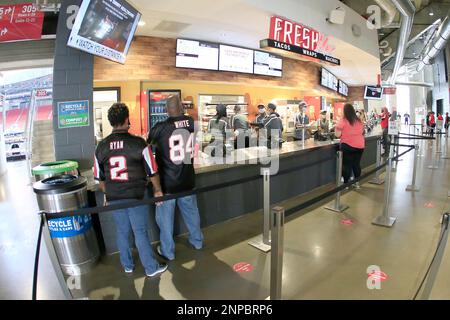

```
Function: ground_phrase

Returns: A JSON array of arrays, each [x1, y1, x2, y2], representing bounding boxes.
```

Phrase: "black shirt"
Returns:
[[148, 115, 196, 194], [94, 129, 158, 201]]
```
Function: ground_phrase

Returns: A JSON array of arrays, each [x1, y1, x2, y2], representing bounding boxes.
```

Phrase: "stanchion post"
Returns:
[[406, 144, 420, 192], [41, 213, 73, 299], [436, 133, 442, 154], [428, 137, 439, 169], [442, 135, 449, 159], [248, 168, 272, 252], [372, 147, 396, 227], [418, 213, 449, 300], [369, 139, 385, 185], [324, 151, 349, 213], [270, 206, 284, 300]]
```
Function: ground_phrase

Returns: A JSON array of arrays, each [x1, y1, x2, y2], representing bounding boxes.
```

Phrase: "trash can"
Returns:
[[32, 160, 79, 181], [33, 174, 100, 276]]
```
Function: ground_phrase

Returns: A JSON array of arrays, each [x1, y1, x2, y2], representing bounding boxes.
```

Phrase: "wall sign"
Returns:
[[263, 16, 340, 66], [58, 100, 90, 129], [0, 3, 44, 43]]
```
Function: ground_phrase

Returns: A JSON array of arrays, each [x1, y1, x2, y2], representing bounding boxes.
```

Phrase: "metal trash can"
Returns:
[[32, 160, 79, 181], [33, 174, 100, 276]]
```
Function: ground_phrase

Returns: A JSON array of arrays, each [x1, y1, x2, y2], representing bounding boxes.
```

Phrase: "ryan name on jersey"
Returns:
[[110, 141, 124, 150]]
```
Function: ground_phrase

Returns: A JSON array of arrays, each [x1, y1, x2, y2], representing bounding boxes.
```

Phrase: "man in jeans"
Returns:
[[94, 103, 168, 277], [147, 95, 203, 261]]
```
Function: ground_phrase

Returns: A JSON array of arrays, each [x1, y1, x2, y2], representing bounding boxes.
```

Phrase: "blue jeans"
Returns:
[[110, 200, 159, 274], [155, 194, 203, 259]]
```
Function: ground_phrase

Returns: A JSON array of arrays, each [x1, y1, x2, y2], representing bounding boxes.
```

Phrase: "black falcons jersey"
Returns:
[[94, 129, 158, 201], [148, 115, 195, 194]]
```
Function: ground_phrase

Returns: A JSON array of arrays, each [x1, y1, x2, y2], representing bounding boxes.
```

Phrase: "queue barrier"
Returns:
[[32, 139, 416, 300]]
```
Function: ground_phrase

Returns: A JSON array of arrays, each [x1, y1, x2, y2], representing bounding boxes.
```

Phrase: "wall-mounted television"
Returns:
[[364, 85, 383, 100], [176, 38, 219, 70], [338, 80, 348, 97], [320, 68, 338, 92], [67, 0, 141, 64], [219, 44, 254, 74], [253, 50, 282, 77]]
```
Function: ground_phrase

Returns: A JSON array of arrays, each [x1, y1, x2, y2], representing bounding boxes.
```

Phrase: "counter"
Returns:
[[93, 130, 382, 254]]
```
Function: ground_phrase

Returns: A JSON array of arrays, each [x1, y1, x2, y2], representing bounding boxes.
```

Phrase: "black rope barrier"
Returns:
[[42, 156, 336, 220], [32, 215, 44, 300], [412, 213, 450, 300], [284, 146, 415, 216]]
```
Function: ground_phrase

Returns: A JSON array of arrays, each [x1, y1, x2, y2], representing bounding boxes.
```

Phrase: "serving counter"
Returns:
[[92, 130, 382, 254]]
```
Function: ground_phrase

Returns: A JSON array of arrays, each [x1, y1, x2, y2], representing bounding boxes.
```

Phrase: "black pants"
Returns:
[[382, 128, 389, 155], [341, 143, 364, 183]]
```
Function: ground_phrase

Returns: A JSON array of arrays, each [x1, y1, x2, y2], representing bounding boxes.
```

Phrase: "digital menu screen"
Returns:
[[219, 44, 254, 74], [321, 68, 340, 92], [253, 50, 283, 77], [176, 38, 219, 70], [338, 80, 348, 96]]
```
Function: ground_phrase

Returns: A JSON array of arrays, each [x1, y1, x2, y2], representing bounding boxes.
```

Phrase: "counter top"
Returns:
[[194, 128, 382, 174]]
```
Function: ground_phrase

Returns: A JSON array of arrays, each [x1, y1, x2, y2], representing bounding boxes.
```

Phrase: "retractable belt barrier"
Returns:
[[33, 142, 416, 300]]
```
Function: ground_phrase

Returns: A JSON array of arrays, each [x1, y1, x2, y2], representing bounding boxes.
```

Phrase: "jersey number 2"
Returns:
[[109, 156, 128, 181], [169, 133, 193, 162]]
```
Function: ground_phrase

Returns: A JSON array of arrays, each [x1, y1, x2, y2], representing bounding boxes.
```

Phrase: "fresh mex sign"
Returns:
[[262, 16, 340, 66]]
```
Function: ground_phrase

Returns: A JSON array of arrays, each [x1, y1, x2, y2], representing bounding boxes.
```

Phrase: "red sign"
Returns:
[[36, 89, 48, 97], [334, 102, 345, 122], [233, 262, 254, 273], [383, 87, 397, 95], [0, 3, 44, 43], [269, 16, 335, 54]]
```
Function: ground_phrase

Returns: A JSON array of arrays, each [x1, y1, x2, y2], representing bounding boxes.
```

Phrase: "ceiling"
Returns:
[[340, 0, 450, 80], [126, 0, 381, 86]]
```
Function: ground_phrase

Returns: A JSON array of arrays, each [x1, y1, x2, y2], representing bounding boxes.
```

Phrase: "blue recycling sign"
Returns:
[[47, 214, 93, 238]]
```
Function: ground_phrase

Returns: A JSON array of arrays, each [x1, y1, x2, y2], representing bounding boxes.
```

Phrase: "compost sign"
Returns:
[[57, 100, 90, 129]]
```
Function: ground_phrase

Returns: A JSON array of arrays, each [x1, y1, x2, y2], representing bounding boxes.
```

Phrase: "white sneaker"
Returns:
[[146, 264, 168, 278], [353, 182, 361, 189], [124, 268, 134, 274]]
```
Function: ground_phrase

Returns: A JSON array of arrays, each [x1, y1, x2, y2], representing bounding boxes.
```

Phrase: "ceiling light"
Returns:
[[138, 21, 146, 26], [429, 12, 434, 16]]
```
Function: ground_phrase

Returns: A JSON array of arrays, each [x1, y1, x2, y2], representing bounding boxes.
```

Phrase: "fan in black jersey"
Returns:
[[147, 95, 203, 261], [93, 102, 167, 277]]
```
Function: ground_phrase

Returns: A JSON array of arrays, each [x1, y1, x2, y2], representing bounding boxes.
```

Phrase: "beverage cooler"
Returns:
[[148, 90, 181, 130]]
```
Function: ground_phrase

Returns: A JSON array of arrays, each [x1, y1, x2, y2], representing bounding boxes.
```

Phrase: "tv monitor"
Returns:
[[321, 68, 338, 92], [338, 80, 348, 96], [176, 39, 219, 70], [253, 50, 282, 77], [364, 86, 383, 100], [219, 44, 254, 74], [67, 0, 141, 64]]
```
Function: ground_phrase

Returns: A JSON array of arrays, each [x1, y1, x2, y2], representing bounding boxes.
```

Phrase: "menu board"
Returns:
[[338, 80, 348, 96], [254, 50, 283, 77], [321, 68, 341, 93], [219, 44, 254, 74], [176, 38, 219, 70]]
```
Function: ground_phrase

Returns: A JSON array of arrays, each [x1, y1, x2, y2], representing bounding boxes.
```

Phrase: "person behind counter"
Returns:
[[255, 104, 267, 124], [207, 104, 230, 157], [293, 101, 310, 140], [93, 103, 168, 277], [147, 95, 203, 261], [335, 103, 365, 189], [316, 110, 330, 134], [231, 105, 250, 149], [263, 103, 283, 149]]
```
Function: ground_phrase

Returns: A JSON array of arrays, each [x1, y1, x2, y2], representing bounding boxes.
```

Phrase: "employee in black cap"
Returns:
[[263, 103, 283, 148], [294, 101, 310, 140], [207, 104, 230, 157], [255, 104, 267, 124], [316, 110, 330, 134]]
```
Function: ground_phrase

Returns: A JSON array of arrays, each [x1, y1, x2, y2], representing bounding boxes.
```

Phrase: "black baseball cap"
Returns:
[[268, 103, 276, 110]]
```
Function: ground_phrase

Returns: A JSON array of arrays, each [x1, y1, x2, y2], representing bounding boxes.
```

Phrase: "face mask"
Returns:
[[259, 109, 265, 114]]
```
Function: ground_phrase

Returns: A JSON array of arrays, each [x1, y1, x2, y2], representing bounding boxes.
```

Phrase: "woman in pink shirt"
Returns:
[[335, 104, 365, 188]]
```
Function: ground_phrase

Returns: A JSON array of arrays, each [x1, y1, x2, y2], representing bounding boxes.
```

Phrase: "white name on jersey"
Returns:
[[174, 120, 190, 128], [110, 141, 124, 150]]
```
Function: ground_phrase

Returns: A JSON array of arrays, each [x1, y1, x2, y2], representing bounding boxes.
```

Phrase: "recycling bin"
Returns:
[[32, 160, 79, 181], [33, 174, 100, 276]]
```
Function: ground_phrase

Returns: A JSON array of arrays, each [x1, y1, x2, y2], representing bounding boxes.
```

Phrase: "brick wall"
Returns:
[[95, 36, 342, 95]]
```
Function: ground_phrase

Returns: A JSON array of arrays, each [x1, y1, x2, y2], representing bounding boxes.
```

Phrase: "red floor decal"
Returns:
[[367, 271, 388, 282], [341, 219, 354, 225], [233, 262, 254, 273], [424, 201, 435, 208]]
